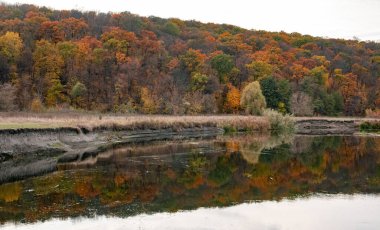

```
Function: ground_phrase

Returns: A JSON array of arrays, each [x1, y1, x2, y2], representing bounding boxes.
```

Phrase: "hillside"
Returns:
[[0, 3, 379, 116]]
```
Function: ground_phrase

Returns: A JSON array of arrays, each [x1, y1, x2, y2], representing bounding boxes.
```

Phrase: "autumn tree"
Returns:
[[246, 61, 273, 82], [180, 48, 206, 74], [240, 81, 266, 115], [33, 39, 66, 107], [224, 83, 240, 113], [0, 31, 23, 82], [60, 17, 89, 40], [290, 63, 309, 84]]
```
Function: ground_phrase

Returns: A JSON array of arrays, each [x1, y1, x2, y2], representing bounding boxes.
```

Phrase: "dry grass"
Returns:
[[0, 112, 270, 131]]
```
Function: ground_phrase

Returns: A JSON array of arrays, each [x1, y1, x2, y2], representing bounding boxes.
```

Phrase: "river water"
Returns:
[[1, 134, 380, 229]]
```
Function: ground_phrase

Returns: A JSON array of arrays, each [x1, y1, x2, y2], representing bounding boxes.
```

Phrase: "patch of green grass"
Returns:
[[360, 122, 380, 133], [0, 122, 62, 130], [223, 125, 237, 134]]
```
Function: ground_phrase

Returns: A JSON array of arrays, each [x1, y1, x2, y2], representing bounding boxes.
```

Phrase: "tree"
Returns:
[[290, 63, 309, 84], [70, 81, 87, 108], [246, 61, 273, 81], [0, 83, 17, 111], [38, 21, 64, 43], [240, 81, 266, 115], [33, 39, 66, 107], [190, 73, 208, 92], [180, 49, 206, 74], [210, 54, 234, 83], [260, 76, 291, 113], [140, 87, 156, 114], [60, 17, 89, 40], [162, 21, 180, 36], [0, 31, 23, 82], [291, 92, 313, 116], [0, 31, 23, 64], [224, 84, 240, 113]]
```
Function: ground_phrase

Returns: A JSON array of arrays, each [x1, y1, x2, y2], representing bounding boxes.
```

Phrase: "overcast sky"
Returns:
[[2, 0, 380, 41]]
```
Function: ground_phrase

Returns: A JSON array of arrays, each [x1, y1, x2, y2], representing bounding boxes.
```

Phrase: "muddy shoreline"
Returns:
[[0, 117, 379, 184], [0, 126, 223, 184]]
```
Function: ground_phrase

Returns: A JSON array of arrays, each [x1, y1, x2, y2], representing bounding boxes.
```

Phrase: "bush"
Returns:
[[264, 109, 294, 134], [240, 81, 266, 115], [30, 98, 44, 112]]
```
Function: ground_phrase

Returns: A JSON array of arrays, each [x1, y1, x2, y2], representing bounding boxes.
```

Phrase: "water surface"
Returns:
[[1, 134, 380, 229]]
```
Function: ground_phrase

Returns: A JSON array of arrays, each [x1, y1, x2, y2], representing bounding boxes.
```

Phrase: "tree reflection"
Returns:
[[1, 135, 380, 224]]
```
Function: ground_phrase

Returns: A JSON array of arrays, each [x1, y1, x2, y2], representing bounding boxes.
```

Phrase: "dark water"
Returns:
[[1, 134, 380, 229]]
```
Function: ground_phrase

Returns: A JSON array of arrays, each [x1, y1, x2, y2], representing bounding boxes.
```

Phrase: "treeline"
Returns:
[[0, 3, 379, 115]]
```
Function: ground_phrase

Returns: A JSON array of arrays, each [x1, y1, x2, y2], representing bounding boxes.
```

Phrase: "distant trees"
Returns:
[[0, 3, 378, 115]]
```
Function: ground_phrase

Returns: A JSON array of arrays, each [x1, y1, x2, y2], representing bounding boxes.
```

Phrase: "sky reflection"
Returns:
[[3, 194, 380, 230]]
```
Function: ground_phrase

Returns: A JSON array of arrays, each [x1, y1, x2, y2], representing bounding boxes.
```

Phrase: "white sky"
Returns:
[[2, 0, 380, 41]]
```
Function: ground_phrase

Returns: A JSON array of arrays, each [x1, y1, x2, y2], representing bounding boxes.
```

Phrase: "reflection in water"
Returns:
[[2, 194, 380, 230], [1, 134, 380, 228]]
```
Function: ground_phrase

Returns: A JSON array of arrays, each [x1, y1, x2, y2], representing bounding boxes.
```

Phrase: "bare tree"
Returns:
[[0, 83, 17, 111], [291, 92, 313, 116]]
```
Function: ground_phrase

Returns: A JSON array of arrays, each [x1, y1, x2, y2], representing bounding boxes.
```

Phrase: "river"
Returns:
[[1, 134, 380, 229]]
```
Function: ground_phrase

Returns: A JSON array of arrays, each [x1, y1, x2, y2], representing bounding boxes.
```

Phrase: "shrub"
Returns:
[[30, 98, 44, 112], [264, 109, 294, 134]]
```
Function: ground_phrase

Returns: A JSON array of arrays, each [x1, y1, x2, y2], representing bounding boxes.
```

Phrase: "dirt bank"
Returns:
[[0, 125, 222, 184], [295, 117, 380, 135]]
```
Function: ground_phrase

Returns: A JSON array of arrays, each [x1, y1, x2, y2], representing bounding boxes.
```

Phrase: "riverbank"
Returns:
[[0, 113, 379, 184]]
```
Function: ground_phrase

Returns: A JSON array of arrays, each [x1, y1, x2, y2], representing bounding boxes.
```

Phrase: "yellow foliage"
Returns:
[[140, 87, 156, 114], [0, 31, 23, 63], [0, 182, 22, 202], [30, 98, 44, 112], [224, 84, 240, 113]]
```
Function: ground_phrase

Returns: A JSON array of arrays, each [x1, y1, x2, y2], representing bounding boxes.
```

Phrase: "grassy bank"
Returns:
[[0, 112, 270, 132]]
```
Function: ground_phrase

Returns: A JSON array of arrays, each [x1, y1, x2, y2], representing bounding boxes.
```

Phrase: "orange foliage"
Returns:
[[224, 84, 241, 113]]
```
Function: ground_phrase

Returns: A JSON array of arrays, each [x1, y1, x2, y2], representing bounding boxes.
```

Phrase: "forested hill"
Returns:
[[0, 3, 379, 116]]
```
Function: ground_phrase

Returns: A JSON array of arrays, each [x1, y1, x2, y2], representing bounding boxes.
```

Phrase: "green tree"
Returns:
[[162, 21, 180, 36], [70, 81, 87, 108], [190, 73, 208, 92], [240, 81, 266, 115], [210, 54, 234, 83], [260, 76, 291, 113], [246, 61, 273, 81]]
